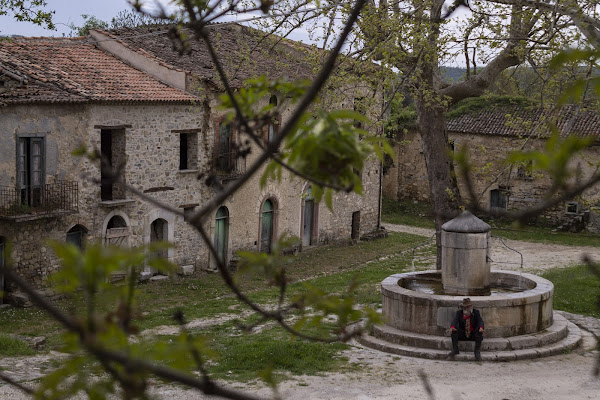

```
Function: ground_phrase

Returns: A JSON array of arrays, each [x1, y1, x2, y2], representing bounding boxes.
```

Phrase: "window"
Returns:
[[17, 136, 45, 207], [260, 199, 275, 253], [179, 132, 198, 170], [268, 95, 279, 144], [214, 206, 229, 263], [565, 202, 579, 215], [100, 129, 126, 201], [0, 237, 6, 305], [351, 211, 361, 240], [217, 122, 233, 172], [490, 188, 508, 212], [66, 225, 87, 250]]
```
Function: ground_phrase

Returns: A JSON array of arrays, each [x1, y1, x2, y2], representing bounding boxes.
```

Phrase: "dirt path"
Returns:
[[383, 223, 600, 272]]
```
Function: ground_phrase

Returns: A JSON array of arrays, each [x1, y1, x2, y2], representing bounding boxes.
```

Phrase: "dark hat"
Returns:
[[460, 298, 473, 308]]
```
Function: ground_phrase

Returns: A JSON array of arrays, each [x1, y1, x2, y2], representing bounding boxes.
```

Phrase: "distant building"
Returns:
[[0, 24, 384, 305], [383, 105, 600, 232]]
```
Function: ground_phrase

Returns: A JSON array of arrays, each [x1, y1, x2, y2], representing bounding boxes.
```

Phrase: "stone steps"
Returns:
[[359, 312, 582, 361], [372, 313, 569, 352]]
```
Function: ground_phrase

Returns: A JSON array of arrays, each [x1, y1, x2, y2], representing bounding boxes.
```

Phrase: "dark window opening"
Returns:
[[565, 202, 579, 215], [66, 225, 87, 250], [490, 188, 508, 212], [180, 134, 189, 170], [354, 97, 366, 129], [17, 137, 45, 207], [179, 132, 198, 170], [351, 211, 361, 240], [0, 237, 6, 305], [217, 122, 233, 172], [100, 129, 126, 201]]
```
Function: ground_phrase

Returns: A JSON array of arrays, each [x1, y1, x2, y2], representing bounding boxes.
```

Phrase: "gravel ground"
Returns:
[[1, 224, 599, 399]]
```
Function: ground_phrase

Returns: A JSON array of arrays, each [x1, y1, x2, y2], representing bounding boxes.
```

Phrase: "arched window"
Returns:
[[267, 95, 278, 144], [0, 237, 6, 305], [214, 206, 229, 263], [260, 199, 275, 253], [66, 225, 87, 250]]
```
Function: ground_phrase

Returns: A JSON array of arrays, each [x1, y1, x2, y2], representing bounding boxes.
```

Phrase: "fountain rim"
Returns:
[[382, 270, 553, 306]]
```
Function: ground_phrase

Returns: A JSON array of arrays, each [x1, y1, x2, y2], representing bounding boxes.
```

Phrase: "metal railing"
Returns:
[[0, 181, 78, 218], [215, 152, 246, 179]]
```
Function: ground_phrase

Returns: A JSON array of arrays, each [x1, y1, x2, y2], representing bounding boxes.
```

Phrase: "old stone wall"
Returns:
[[384, 129, 600, 231], [1, 94, 382, 295]]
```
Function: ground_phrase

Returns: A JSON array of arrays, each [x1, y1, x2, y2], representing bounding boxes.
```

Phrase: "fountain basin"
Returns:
[[382, 270, 553, 338]]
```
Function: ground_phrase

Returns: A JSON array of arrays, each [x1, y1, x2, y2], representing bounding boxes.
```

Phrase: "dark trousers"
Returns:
[[451, 330, 483, 354]]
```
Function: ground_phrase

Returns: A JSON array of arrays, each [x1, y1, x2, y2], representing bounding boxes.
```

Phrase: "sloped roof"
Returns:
[[447, 105, 600, 139], [0, 37, 199, 106], [101, 23, 318, 89]]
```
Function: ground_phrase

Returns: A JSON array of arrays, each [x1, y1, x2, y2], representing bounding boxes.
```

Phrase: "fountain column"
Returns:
[[441, 211, 491, 296]]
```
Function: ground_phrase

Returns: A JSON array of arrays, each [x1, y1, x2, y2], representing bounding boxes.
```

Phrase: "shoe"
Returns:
[[447, 351, 459, 360], [474, 351, 481, 361]]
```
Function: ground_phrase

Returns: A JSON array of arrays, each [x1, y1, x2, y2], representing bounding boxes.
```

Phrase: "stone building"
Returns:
[[383, 105, 600, 231], [0, 25, 384, 304]]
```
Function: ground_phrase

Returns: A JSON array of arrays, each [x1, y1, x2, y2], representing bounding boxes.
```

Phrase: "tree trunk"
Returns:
[[415, 101, 461, 269]]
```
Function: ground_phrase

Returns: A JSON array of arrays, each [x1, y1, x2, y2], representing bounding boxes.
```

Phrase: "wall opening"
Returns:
[[66, 224, 88, 250], [0, 237, 5, 305], [150, 218, 168, 262], [101, 129, 126, 201], [260, 199, 275, 253], [214, 206, 229, 264], [301, 186, 318, 247], [179, 132, 198, 170], [351, 211, 361, 240], [105, 215, 129, 246], [490, 188, 508, 213]]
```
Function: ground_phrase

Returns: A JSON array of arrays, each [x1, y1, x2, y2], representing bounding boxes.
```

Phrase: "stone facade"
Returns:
[[0, 30, 384, 302], [384, 124, 600, 231]]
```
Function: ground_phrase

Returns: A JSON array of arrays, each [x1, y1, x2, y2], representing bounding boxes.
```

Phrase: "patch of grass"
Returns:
[[381, 197, 434, 228], [0, 334, 36, 357], [542, 265, 600, 318], [382, 197, 600, 247], [205, 326, 350, 382]]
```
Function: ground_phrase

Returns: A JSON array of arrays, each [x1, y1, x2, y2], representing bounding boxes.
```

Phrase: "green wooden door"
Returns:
[[215, 207, 229, 262], [261, 200, 274, 253], [303, 199, 314, 246]]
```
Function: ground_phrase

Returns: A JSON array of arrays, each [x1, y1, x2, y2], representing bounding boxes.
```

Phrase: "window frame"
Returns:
[[16, 133, 46, 207]]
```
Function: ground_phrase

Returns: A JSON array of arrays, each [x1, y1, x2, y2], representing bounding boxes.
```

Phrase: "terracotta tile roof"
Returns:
[[447, 105, 600, 139], [0, 37, 199, 105], [104, 24, 317, 88]]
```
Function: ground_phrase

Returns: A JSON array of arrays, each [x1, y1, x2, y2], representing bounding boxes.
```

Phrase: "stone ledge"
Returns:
[[98, 199, 136, 207], [359, 319, 582, 362], [372, 312, 569, 352]]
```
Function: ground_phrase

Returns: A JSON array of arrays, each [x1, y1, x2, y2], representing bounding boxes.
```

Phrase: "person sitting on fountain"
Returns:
[[448, 298, 484, 361]]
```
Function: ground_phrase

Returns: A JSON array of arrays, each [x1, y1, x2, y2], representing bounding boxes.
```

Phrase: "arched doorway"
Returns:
[[260, 199, 275, 253], [66, 225, 87, 250], [214, 206, 229, 263], [105, 215, 129, 246], [150, 218, 168, 260], [0, 237, 5, 305], [302, 186, 317, 247]]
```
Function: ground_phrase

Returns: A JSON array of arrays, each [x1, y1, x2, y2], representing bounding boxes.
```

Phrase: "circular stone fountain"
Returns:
[[360, 211, 582, 361]]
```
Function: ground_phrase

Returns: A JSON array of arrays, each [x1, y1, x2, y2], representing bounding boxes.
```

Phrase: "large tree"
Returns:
[[264, 0, 598, 267]]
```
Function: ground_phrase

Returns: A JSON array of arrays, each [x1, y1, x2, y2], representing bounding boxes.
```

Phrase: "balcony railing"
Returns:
[[216, 152, 246, 179], [0, 181, 78, 218]]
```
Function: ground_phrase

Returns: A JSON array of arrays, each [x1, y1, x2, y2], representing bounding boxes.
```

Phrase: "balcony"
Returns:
[[215, 152, 246, 180], [0, 181, 79, 221]]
